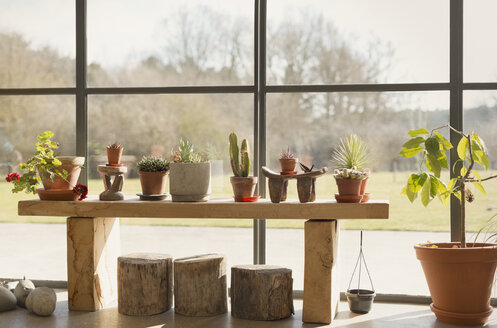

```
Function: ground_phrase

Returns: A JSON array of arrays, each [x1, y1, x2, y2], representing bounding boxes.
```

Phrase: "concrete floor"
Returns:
[[2, 290, 497, 328]]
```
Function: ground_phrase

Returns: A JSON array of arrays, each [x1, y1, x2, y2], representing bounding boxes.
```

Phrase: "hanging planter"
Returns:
[[346, 231, 375, 314]]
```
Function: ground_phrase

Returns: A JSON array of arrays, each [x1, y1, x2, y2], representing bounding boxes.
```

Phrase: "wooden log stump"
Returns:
[[174, 254, 227, 316], [231, 265, 294, 321], [118, 253, 173, 316]]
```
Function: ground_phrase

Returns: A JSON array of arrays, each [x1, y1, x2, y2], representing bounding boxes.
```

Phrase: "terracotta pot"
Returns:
[[336, 178, 363, 196], [279, 158, 298, 172], [360, 176, 369, 195], [36, 189, 80, 201], [230, 176, 258, 199], [415, 243, 497, 326], [39, 156, 85, 190], [169, 162, 211, 202], [107, 147, 123, 165], [138, 170, 169, 195]]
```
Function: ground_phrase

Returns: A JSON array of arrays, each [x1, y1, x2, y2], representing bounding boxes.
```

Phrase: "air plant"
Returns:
[[279, 147, 296, 160], [332, 135, 370, 171]]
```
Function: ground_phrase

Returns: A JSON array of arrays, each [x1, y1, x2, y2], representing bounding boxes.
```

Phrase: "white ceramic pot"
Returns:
[[169, 162, 211, 202]]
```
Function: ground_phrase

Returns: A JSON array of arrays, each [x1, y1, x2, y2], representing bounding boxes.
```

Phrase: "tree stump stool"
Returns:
[[174, 254, 227, 316], [231, 265, 294, 321], [118, 253, 173, 316]]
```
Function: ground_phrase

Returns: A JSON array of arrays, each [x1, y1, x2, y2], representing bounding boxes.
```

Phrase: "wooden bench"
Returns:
[[18, 197, 388, 324]]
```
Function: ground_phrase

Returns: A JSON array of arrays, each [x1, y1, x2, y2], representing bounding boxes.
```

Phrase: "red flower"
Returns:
[[73, 184, 88, 201], [5, 173, 20, 183]]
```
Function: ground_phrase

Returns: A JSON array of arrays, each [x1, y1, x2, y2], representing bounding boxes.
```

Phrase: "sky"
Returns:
[[0, 0, 496, 109]]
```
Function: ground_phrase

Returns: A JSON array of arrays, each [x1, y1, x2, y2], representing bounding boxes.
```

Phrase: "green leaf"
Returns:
[[421, 177, 432, 207], [426, 153, 441, 178], [473, 170, 481, 182], [460, 166, 467, 177], [407, 173, 427, 193], [429, 175, 439, 198], [472, 182, 486, 195], [408, 128, 430, 137], [457, 137, 468, 161], [434, 132, 453, 151], [425, 137, 440, 157], [436, 178, 450, 206], [402, 137, 425, 149], [447, 177, 458, 192], [400, 147, 423, 158], [438, 152, 448, 169]]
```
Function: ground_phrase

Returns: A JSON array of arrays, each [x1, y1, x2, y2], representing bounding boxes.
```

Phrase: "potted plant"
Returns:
[[332, 167, 368, 203], [229, 132, 258, 202], [137, 156, 169, 197], [107, 141, 123, 166], [399, 125, 497, 326], [6, 131, 87, 201], [332, 134, 371, 202], [169, 139, 210, 202], [279, 147, 298, 175]]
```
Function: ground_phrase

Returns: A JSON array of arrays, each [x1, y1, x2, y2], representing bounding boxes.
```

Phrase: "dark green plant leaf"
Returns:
[[425, 137, 440, 157], [426, 153, 441, 178]]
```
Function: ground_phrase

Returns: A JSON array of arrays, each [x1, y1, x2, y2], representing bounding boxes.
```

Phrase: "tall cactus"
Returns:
[[229, 132, 250, 177]]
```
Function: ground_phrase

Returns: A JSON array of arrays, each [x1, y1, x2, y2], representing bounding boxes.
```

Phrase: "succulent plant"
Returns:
[[333, 166, 368, 180], [137, 156, 169, 172], [171, 139, 205, 163], [229, 132, 250, 177], [332, 134, 370, 170], [107, 141, 122, 149], [279, 147, 296, 159]]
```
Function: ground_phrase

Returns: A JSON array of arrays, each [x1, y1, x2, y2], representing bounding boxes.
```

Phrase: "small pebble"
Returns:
[[26, 287, 57, 316]]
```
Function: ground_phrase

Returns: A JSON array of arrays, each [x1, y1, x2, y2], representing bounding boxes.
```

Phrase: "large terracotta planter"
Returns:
[[279, 158, 298, 173], [169, 162, 211, 202], [39, 156, 85, 190], [138, 170, 169, 195], [107, 147, 123, 165], [415, 243, 497, 326], [230, 176, 257, 200]]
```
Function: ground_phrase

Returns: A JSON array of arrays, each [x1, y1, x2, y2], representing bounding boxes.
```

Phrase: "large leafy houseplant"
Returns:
[[6, 131, 87, 200], [399, 125, 497, 325]]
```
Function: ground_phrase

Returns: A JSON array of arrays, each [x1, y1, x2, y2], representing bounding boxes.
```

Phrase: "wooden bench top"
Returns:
[[18, 197, 389, 220]]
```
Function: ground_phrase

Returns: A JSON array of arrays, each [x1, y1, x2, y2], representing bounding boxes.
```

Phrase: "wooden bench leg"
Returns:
[[67, 217, 121, 311], [303, 219, 340, 324]]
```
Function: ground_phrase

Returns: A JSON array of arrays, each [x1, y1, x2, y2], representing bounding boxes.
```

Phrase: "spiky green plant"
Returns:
[[137, 156, 169, 172], [172, 139, 204, 163], [229, 132, 250, 177], [332, 134, 370, 170]]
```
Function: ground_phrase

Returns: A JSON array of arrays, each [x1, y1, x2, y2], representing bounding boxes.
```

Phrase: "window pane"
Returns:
[[0, 0, 75, 88], [464, 0, 497, 82], [0, 95, 75, 280], [267, 0, 449, 84], [464, 91, 497, 231], [88, 94, 254, 284], [266, 91, 449, 294], [88, 0, 254, 87]]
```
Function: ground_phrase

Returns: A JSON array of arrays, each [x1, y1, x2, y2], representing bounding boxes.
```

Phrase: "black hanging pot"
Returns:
[[346, 289, 376, 314], [346, 231, 375, 314]]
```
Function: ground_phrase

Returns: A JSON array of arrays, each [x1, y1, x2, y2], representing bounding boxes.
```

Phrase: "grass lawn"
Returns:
[[1, 171, 496, 232]]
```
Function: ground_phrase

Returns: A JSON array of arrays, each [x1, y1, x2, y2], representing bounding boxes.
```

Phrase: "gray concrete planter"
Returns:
[[169, 162, 211, 202]]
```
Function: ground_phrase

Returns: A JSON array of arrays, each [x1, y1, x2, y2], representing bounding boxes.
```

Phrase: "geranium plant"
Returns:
[[399, 125, 497, 247], [6, 131, 87, 200]]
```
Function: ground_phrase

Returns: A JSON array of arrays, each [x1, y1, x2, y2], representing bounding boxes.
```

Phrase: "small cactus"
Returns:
[[229, 132, 250, 177]]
